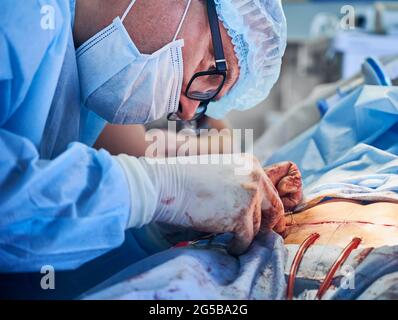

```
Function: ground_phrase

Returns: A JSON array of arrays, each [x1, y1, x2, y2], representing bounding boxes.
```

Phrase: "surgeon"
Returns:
[[0, 0, 296, 277]]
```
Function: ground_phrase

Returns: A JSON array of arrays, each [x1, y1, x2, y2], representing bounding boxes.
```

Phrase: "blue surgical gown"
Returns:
[[0, 0, 146, 273]]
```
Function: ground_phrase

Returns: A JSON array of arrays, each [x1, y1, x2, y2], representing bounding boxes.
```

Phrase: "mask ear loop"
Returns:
[[172, 0, 193, 41], [121, 0, 137, 23]]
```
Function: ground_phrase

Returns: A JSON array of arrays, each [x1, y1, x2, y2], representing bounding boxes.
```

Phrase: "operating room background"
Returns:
[[226, 0, 398, 143]]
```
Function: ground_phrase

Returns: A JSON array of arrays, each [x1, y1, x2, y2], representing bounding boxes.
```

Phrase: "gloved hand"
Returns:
[[264, 161, 303, 210], [115, 153, 285, 255]]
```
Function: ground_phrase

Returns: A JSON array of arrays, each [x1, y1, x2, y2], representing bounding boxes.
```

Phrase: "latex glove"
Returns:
[[115, 153, 284, 255], [264, 161, 303, 210]]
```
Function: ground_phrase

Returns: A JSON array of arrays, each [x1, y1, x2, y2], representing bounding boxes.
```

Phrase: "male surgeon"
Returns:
[[0, 0, 299, 296]]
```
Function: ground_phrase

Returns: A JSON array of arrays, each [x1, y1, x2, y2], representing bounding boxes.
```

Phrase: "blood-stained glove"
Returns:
[[264, 161, 303, 210], [115, 153, 285, 255], [263, 161, 303, 233]]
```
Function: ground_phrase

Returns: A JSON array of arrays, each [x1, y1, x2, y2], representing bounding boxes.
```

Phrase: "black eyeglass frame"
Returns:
[[168, 0, 227, 122]]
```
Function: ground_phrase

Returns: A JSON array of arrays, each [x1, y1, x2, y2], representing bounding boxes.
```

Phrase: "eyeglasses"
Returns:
[[168, 0, 227, 122]]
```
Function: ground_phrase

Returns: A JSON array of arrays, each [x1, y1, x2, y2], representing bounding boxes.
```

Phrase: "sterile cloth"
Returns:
[[82, 232, 287, 300], [267, 85, 398, 208]]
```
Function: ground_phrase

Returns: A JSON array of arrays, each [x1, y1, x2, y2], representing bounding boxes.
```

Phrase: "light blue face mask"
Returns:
[[76, 0, 190, 124]]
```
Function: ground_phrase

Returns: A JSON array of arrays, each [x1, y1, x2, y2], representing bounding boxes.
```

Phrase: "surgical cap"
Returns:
[[206, 0, 287, 119]]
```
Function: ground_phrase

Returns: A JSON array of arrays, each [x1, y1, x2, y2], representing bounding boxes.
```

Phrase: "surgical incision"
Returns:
[[283, 199, 398, 248]]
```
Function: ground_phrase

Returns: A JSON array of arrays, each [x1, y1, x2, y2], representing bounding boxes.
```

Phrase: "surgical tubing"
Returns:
[[316, 237, 362, 300], [286, 233, 320, 300]]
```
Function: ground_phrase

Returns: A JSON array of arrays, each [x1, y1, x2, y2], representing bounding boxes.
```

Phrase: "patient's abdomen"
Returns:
[[284, 200, 398, 248]]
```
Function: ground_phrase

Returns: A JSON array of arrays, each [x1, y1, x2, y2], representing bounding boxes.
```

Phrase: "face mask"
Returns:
[[76, 0, 191, 124]]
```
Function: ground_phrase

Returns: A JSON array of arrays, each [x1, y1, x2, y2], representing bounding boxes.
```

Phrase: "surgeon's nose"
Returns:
[[178, 95, 200, 121]]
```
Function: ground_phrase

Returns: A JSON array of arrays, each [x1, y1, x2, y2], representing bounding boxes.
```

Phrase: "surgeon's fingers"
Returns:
[[260, 177, 285, 231], [264, 161, 293, 185], [264, 195, 285, 231], [277, 163, 302, 195], [278, 175, 303, 210], [252, 196, 262, 237], [227, 185, 263, 256], [265, 161, 303, 210], [264, 161, 301, 188], [273, 215, 287, 234], [227, 210, 254, 256]]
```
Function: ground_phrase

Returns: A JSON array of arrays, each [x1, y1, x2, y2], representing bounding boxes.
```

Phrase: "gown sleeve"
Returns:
[[0, 1, 133, 272]]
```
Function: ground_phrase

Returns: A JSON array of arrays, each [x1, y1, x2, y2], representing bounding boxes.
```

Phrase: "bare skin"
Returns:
[[264, 163, 398, 248], [77, 0, 239, 174], [94, 119, 235, 157], [284, 200, 398, 248], [73, 0, 240, 120]]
